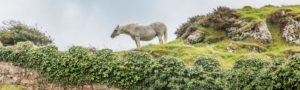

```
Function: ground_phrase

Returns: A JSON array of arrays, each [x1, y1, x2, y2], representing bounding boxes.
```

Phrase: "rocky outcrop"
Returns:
[[176, 6, 275, 44], [187, 31, 205, 44], [281, 17, 300, 45], [267, 9, 300, 45], [228, 22, 273, 43], [0, 62, 120, 90], [177, 7, 300, 45], [225, 20, 247, 32], [176, 6, 237, 39]]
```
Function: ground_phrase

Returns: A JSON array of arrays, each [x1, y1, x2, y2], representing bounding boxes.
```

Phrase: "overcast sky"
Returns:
[[1, 0, 300, 51]]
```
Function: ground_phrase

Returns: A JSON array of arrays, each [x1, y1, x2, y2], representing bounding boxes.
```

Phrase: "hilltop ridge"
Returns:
[[1, 5, 300, 90], [126, 5, 300, 68]]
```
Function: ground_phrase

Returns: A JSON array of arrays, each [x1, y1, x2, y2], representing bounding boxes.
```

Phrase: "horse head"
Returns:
[[111, 25, 120, 38]]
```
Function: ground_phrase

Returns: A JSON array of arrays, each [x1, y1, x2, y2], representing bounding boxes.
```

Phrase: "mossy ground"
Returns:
[[0, 85, 24, 90], [117, 5, 300, 69], [117, 23, 300, 69], [237, 5, 300, 23]]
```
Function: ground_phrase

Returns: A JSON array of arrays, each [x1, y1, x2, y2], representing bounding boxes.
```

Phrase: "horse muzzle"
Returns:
[[111, 34, 117, 38], [111, 35, 115, 38]]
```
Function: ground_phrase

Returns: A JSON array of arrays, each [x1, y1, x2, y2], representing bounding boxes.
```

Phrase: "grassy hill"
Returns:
[[118, 5, 300, 69], [1, 5, 300, 89]]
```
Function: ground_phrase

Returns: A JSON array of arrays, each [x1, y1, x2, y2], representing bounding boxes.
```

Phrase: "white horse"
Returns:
[[111, 22, 167, 48]]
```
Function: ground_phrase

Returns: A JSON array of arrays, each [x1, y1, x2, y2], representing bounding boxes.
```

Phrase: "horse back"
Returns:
[[150, 22, 167, 35]]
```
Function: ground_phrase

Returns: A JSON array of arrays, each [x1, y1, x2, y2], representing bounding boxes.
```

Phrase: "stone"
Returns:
[[228, 22, 273, 43], [83, 85, 93, 90], [108, 88, 121, 90], [0, 41, 3, 46], [226, 43, 235, 53], [226, 27, 238, 32], [281, 17, 300, 45], [187, 30, 205, 44], [93, 84, 107, 90], [253, 22, 273, 42], [0, 62, 119, 90], [237, 20, 247, 27], [264, 55, 271, 60], [226, 20, 247, 32], [21, 79, 35, 86]]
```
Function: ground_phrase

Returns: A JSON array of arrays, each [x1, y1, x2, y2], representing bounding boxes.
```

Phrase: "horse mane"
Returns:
[[119, 23, 139, 30]]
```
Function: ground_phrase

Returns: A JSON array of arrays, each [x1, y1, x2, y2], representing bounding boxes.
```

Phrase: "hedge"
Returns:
[[0, 42, 299, 89], [0, 20, 53, 46]]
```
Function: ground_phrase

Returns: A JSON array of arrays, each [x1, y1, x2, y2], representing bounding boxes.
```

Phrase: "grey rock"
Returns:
[[281, 17, 300, 45], [237, 20, 247, 27], [252, 22, 273, 42], [187, 31, 205, 44], [226, 27, 238, 32], [228, 22, 273, 43], [226, 43, 235, 53]]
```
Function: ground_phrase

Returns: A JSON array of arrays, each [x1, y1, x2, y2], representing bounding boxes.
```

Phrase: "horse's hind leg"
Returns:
[[135, 36, 141, 48], [158, 35, 163, 44]]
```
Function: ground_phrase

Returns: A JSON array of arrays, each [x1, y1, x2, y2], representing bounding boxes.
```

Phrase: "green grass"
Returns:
[[236, 6, 278, 22], [117, 40, 203, 65], [117, 23, 300, 69], [236, 5, 300, 23], [0, 85, 24, 90], [116, 5, 300, 69], [197, 27, 227, 43]]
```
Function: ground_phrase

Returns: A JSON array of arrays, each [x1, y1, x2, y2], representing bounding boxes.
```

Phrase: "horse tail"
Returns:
[[163, 26, 168, 44]]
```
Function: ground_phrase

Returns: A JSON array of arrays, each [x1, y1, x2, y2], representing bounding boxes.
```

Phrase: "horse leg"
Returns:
[[158, 35, 163, 44], [135, 36, 141, 48]]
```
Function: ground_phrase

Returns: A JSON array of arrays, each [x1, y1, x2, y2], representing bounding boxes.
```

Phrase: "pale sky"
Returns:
[[1, 0, 300, 51]]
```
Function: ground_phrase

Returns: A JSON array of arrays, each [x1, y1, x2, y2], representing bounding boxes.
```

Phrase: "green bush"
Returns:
[[57, 46, 92, 85], [90, 49, 118, 84], [225, 59, 269, 90], [0, 20, 52, 46], [275, 55, 300, 89], [245, 58, 287, 89], [246, 56, 300, 90], [142, 56, 186, 90], [1, 42, 300, 89], [11, 42, 36, 67], [184, 56, 224, 90], [29, 45, 59, 71], [194, 56, 221, 71], [108, 51, 153, 89], [185, 67, 224, 90], [0, 45, 14, 62]]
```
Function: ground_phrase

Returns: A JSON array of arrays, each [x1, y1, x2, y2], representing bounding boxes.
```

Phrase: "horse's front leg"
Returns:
[[135, 36, 141, 49], [158, 35, 163, 44]]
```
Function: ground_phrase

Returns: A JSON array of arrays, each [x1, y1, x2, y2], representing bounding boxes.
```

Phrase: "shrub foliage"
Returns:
[[0, 42, 299, 89], [175, 6, 238, 39], [0, 20, 53, 46]]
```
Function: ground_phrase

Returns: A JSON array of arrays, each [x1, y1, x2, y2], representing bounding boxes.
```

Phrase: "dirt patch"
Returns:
[[286, 49, 300, 58], [0, 62, 120, 90], [227, 42, 266, 53]]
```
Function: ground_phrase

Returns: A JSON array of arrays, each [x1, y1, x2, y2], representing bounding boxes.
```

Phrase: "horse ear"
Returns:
[[117, 25, 119, 28]]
